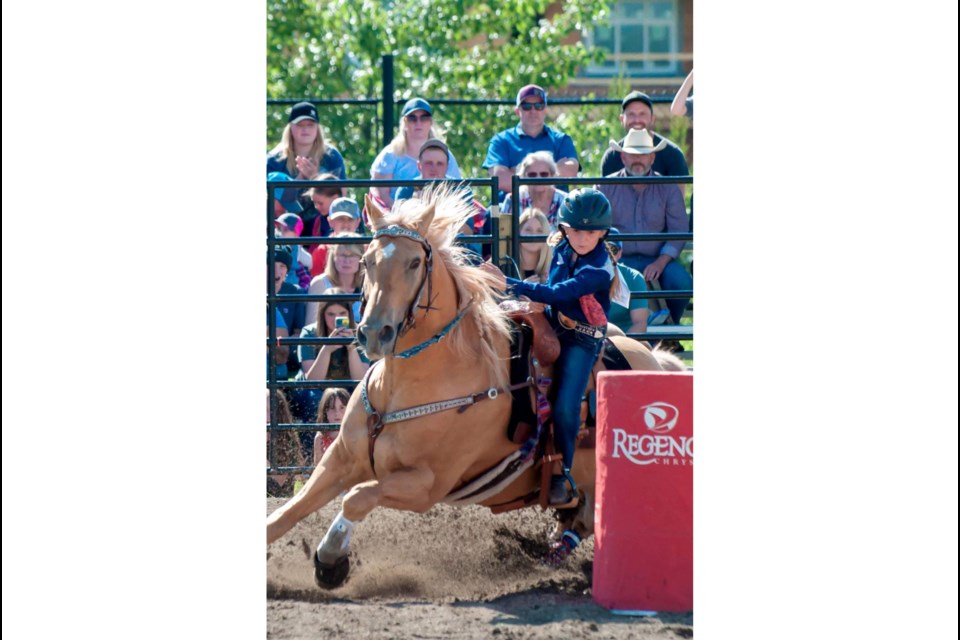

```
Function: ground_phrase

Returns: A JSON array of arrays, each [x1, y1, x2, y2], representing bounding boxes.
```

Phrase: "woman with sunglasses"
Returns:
[[499, 151, 568, 230], [370, 97, 462, 209]]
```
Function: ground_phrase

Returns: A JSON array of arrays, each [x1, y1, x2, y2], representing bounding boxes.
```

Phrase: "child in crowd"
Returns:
[[313, 387, 351, 465], [275, 212, 313, 289], [518, 207, 552, 283], [310, 197, 364, 278], [304, 175, 344, 258]]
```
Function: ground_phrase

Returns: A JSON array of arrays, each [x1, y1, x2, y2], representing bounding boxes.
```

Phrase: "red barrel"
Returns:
[[592, 371, 693, 613]]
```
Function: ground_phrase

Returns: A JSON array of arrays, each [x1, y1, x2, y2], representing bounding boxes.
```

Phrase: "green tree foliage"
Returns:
[[267, 0, 615, 187]]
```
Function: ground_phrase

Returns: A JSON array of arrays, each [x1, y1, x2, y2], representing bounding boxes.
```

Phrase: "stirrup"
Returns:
[[548, 470, 579, 509]]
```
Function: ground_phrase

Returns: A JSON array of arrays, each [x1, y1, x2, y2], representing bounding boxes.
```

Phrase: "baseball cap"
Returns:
[[419, 138, 449, 159], [275, 213, 304, 236], [267, 171, 303, 213], [516, 84, 547, 107], [621, 90, 654, 112], [607, 226, 623, 253], [401, 98, 432, 118], [288, 101, 319, 124], [328, 197, 361, 220]]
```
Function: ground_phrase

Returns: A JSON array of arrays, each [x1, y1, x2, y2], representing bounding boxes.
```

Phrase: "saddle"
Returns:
[[488, 304, 633, 512]]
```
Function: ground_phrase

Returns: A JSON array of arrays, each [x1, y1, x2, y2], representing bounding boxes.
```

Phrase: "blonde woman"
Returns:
[[501, 151, 568, 230], [267, 101, 346, 180], [518, 208, 552, 283], [305, 233, 365, 327], [370, 98, 461, 208]]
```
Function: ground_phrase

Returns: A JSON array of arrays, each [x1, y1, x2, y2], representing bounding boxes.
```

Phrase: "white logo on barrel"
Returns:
[[611, 401, 692, 466], [643, 401, 678, 433]]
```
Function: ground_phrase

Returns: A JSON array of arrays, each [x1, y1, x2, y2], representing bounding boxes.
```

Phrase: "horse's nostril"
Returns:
[[356, 325, 368, 346], [378, 324, 395, 345]]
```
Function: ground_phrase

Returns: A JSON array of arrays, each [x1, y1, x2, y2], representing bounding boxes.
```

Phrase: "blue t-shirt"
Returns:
[[266, 146, 347, 179], [371, 149, 462, 199], [483, 124, 578, 171], [506, 238, 613, 325], [607, 262, 649, 333]]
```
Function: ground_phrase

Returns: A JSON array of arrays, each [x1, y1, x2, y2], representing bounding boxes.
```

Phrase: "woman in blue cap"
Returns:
[[370, 97, 462, 208], [482, 188, 619, 506]]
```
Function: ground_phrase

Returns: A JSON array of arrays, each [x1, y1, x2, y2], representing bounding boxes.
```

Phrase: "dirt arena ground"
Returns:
[[267, 498, 693, 638]]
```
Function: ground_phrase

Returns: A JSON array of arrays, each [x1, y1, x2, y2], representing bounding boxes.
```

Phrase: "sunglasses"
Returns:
[[519, 102, 546, 111], [404, 114, 432, 122], [525, 171, 552, 178]]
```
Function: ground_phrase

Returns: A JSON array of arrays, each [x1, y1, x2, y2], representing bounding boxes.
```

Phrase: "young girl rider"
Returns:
[[483, 188, 616, 506]]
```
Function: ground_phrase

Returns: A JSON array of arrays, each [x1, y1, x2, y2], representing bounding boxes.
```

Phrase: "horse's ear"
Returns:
[[414, 202, 436, 235], [365, 193, 387, 230]]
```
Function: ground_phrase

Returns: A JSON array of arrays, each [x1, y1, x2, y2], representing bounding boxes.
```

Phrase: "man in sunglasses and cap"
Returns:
[[483, 84, 579, 199]]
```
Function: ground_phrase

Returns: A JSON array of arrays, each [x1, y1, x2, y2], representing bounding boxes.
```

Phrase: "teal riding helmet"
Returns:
[[557, 188, 612, 231]]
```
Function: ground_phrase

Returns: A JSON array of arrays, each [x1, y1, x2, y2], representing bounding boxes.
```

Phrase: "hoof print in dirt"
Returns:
[[314, 553, 350, 589]]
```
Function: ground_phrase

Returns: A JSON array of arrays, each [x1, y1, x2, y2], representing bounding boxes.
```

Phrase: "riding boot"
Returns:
[[548, 468, 578, 507], [548, 475, 569, 506]]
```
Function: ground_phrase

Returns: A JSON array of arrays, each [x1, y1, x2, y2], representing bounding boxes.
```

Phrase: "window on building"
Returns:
[[584, 0, 680, 77]]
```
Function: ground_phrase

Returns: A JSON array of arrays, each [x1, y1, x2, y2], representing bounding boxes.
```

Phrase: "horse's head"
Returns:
[[357, 194, 437, 359]]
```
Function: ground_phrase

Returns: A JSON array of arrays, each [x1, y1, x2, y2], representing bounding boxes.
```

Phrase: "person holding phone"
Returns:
[[301, 291, 368, 383], [288, 288, 370, 437]]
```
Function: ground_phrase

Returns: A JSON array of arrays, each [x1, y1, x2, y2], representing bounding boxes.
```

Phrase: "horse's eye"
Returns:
[[409, 258, 421, 270]]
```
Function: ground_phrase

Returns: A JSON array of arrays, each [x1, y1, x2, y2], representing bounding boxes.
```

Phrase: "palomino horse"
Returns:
[[266, 186, 672, 587]]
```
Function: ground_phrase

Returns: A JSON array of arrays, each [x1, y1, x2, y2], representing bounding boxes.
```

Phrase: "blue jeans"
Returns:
[[620, 254, 693, 324], [551, 328, 604, 471]]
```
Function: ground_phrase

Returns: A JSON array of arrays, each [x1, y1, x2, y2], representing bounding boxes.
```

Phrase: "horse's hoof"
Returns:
[[314, 552, 350, 589]]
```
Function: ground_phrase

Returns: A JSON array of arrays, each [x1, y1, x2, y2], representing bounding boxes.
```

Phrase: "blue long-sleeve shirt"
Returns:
[[506, 239, 613, 325]]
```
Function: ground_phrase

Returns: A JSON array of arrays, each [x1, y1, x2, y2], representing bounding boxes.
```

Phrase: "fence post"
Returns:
[[382, 54, 394, 147], [509, 174, 521, 263]]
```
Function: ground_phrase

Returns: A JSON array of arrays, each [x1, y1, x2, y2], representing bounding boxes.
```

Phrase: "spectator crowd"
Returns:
[[266, 83, 694, 484]]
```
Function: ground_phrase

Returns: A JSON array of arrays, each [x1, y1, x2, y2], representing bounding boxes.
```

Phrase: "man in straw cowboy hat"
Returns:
[[599, 90, 690, 199], [597, 128, 692, 327]]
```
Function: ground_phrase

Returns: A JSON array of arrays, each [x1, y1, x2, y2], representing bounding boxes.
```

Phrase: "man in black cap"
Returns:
[[599, 91, 689, 199]]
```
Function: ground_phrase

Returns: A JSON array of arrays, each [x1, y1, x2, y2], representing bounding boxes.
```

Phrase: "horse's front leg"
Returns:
[[267, 440, 365, 545], [313, 466, 436, 589]]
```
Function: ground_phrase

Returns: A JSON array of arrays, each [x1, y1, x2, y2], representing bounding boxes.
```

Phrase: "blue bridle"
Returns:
[[365, 224, 468, 359]]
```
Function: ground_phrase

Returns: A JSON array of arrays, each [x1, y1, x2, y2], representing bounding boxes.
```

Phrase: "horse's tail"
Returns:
[[652, 346, 688, 371]]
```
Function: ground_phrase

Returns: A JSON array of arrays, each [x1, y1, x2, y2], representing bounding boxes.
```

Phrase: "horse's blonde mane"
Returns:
[[388, 185, 512, 389]]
